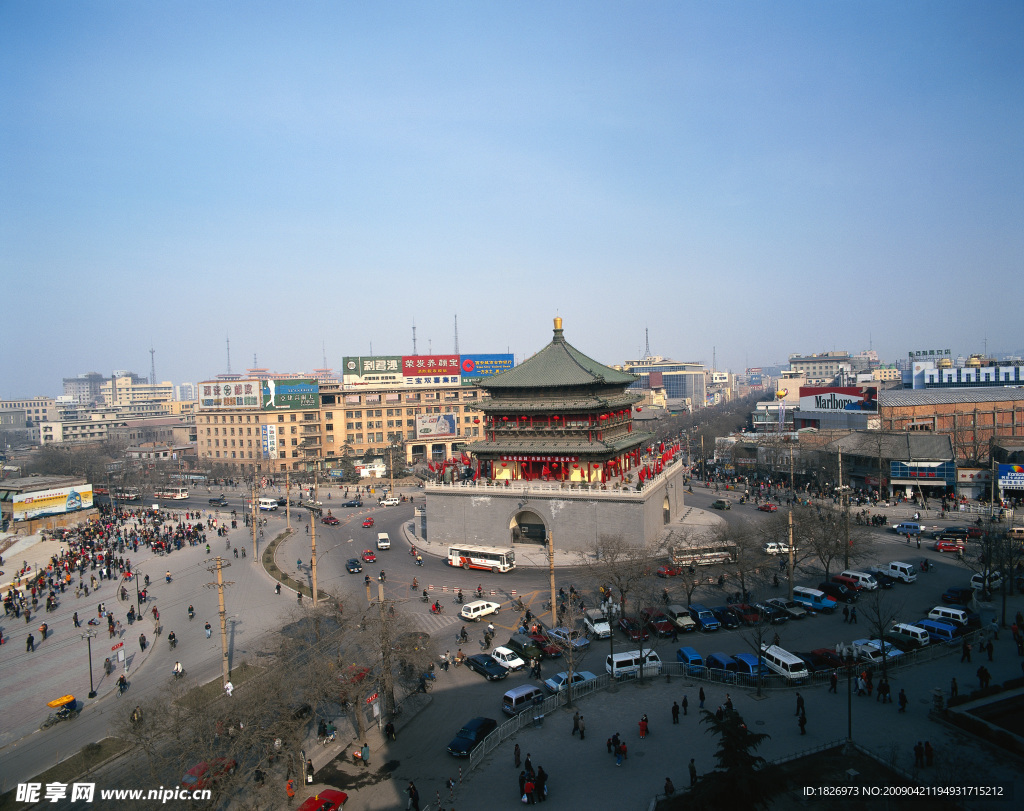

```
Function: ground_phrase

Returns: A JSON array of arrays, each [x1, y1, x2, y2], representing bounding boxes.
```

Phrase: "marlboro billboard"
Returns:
[[798, 386, 877, 413]]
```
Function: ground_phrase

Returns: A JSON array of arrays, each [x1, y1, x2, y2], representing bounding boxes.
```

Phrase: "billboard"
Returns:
[[13, 484, 94, 521], [342, 356, 403, 386], [415, 414, 457, 439], [261, 424, 279, 459], [262, 379, 319, 410], [999, 464, 1024, 488], [459, 354, 515, 386], [403, 355, 460, 377], [198, 381, 261, 410], [798, 386, 877, 413]]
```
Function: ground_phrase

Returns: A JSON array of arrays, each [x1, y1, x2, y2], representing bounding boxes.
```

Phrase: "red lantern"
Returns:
[[573, 463, 579, 469], [636, 407, 642, 412], [501, 462, 507, 467], [599, 415, 607, 421], [473, 418, 480, 423], [553, 415, 560, 420], [502, 416, 509, 421], [552, 462, 560, 469]]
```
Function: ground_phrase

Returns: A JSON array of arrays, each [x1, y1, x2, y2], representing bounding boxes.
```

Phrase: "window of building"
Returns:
[[278, 415, 285, 423], [325, 412, 333, 419], [325, 423, 333, 431], [290, 414, 297, 421]]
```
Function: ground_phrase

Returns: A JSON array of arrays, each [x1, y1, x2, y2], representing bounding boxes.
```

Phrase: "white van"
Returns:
[[888, 623, 930, 649], [840, 570, 878, 591], [584, 609, 611, 639], [759, 644, 809, 683], [257, 497, 278, 511], [502, 684, 545, 716], [376, 532, 391, 550], [605, 649, 662, 680], [928, 606, 969, 627]]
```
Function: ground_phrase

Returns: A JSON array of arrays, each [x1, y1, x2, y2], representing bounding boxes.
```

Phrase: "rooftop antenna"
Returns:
[[369, 341, 373, 356], [412, 320, 417, 355], [643, 327, 651, 359], [713, 346, 717, 372], [226, 334, 232, 374], [149, 344, 156, 385], [322, 340, 327, 369], [428, 339, 432, 355], [253, 353, 257, 367], [453, 314, 459, 355]]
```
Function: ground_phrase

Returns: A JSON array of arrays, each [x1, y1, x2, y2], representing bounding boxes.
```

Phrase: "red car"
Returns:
[[640, 608, 675, 637], [322, 515, 339, 525], [297, 789, 348, 811], [362, 517, 375, 528], [728, 604, 761, 626], [656, 565, 683, 578], [934, 539, 965, 553], [618, 617, 650, 642], [180, 758, 237, 790], [758, 503, 778, 513], [528, 633, 563, 658], [361, 549, 377, 562]]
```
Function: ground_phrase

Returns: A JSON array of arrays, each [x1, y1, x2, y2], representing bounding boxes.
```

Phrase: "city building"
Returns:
[[786, 351, 873, 386], [62, 372, 107, 404], [911, 356, 1024, 390], [100, 374, 174, 407], [0, 396, 56, 426], [618, 357, 707, 407], [0, 475, 96, 532], [426, 318, 685, 552], [822, 431, 955, 500]]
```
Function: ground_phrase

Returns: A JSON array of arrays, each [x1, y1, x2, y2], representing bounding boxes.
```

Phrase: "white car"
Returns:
[[490, 646, 526, 671], [379, 497, 401, 507], [971, 571, 1003, 592], [763, 542, 797, 555]]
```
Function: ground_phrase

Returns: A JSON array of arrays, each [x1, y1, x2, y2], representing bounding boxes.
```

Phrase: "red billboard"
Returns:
[[402, 355, 461, 377]]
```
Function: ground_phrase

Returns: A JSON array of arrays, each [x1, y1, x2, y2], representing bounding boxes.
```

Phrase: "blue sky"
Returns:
[[2, 1, 1022, 396]]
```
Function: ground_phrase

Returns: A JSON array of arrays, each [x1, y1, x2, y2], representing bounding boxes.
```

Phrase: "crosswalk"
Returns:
[[408, 611, 461, 634]]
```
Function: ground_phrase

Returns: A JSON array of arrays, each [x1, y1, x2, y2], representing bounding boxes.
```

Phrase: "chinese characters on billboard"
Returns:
[[342, 356, 403, 385], [261, 379, 319, 410], [199, 381, 261, 410], [459, 354, 515, 386]]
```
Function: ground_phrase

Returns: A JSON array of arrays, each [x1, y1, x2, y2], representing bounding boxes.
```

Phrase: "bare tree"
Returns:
[[858, 588, 905, 679]]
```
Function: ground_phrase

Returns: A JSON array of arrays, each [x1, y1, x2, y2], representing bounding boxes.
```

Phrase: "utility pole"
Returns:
[[547, 531, 557, 627], [206, 557, 234, 686], [375, 580, 396, 716], [310, 469, 319, 606], [81, 630, 98, 698], [838, 447, 851, 570], [250, 466, 258, 558], [285, 470, 291, 528], [788, 450, 795, 599]]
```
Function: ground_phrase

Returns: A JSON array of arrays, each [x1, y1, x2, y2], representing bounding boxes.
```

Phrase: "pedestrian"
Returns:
[[523, 775, 535, 804], [518, 771, 527, 796], [699, 687, 705, 708], [615, 743, 625, 766], [950, 677, 958, 698], [578, 716, 585, 740], [26, 633, 34, 652], [798, 713, 807, 735], [639, 716, 648, 738], [795, 692, 804, 716], [724, 694, 733, 713], [224, 681, 234, 697], [384, 721, 396, 741], [73, 611, 80, 628], [514, 743, 521, 767], [406, 782, 420, 811], [205, 621, 212, 639], [664, 777, 675, 796], [849, 606, 857, 624], [689, 758, 698, 786], [829, 670, 838, 693], [306, 758, 314, 779], [924, 741, 934, 767], [606, 737, 613, 754], [535, 766, 547, 802], [525, 752, 532, 775], [987, 640, 994, 662], [681, 695, 688, 716], [914, 741, 924, 768], [961, 639, 971, 663], [572, 711, 580, 736], [360, 742, 369, 767], [138, 633, 146, 651], [898, 688, 908, 713], [672, 702, 680, 724], [286, 778, 295, 804], [842, 605, 849, 623]]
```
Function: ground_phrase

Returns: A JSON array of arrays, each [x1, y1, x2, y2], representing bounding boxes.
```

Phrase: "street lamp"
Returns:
[[81, 630, 98, 698]]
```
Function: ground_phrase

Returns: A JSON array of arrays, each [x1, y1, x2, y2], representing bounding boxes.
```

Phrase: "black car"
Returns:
[[208, 496, 229, 507], [941, 587, 973, 605], [345, 558, 363, 573], [447, 717, 498, 757], [794, 650, 837, 674], [818, 582, 858, 604], [871, 572, 897, 589], [464, 654, 509, 681], [753, 602, 788, 625], [341, 499, 363, 508], [710, 606, 741, 630]]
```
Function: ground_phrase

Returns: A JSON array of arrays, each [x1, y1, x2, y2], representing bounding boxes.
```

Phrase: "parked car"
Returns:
[[817, 582, 858, 603], [361, 549, 377, 562], [710, 606, 741, 630], [296, 789, 348, 811], [618, 617, 649, 642], [934, 539, 965, 553], [871, 572, 898, 589], [765, 598, 807, 620], [544, 670, 598, 694], [794, 651, 837, 674], [208, 496, 229, 507], [527, 633, 563, 658], [489, 647, 526, 672], [180, 758, 237, 790], [941, 587, 973, 605], [763, 542, 795, 555], [321, 515, 340, 525], [464, 655, 509, 681], [447, 717, 498, 757], [753, 602, 788, 625], [640, 609, 675, 638], [362, 518, 375, 528], [727, 604, 761, 626], [341, 499, 363, 507], [656, 565, 684, 578], [545, 627, 590, 652], [758, 503, 778, 513], [809, 648, 845, 669], [971, 571, 1003, 592], [345, 558, 363, 573]]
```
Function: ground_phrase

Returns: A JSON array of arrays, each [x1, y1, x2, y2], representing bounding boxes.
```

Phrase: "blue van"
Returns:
[[913, 618, 958, 644], [676, 646, 703, 675], [706, 652, 738, 682], [733, 652, 771, 680], [791, 586, 838, 614], [689, 604, 721, 632]]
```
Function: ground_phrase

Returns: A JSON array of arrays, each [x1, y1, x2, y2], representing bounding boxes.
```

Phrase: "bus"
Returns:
[[447, 545, 516, 573], [153, 486, 189, 500], [670, 543, 738, 567], [113, 487, 141, 502]]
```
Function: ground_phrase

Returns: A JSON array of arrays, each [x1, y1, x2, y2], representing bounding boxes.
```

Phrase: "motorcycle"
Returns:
[[421, 592, 429, 602], [430, 603, 444, 615], [168, 634, 177, 649], [920, 559, 930, 572], [40, 695, 80, 730]]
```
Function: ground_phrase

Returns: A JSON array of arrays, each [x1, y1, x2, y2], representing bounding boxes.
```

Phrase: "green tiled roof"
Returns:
[[483, 320, 638, 390], [469, 392, 642, 414], [465, 432, 654, 457]]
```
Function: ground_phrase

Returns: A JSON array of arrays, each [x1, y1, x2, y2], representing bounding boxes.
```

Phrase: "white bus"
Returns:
[[153, 487, 189, 500], [447, 545, 516, 573], [113, 487, 140, 502]]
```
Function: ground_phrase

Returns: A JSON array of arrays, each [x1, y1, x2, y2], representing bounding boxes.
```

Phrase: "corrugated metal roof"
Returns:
[[825, 431, 953, 461], [881, 389, 1024, 407], [482, 323, 637, 390]]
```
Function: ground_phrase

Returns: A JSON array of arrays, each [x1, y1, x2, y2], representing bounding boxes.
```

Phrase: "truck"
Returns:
[[868, 561, 917, 584]]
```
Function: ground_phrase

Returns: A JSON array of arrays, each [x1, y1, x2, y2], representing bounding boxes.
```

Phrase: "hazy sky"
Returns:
[[3, 1, 1022, 396]]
